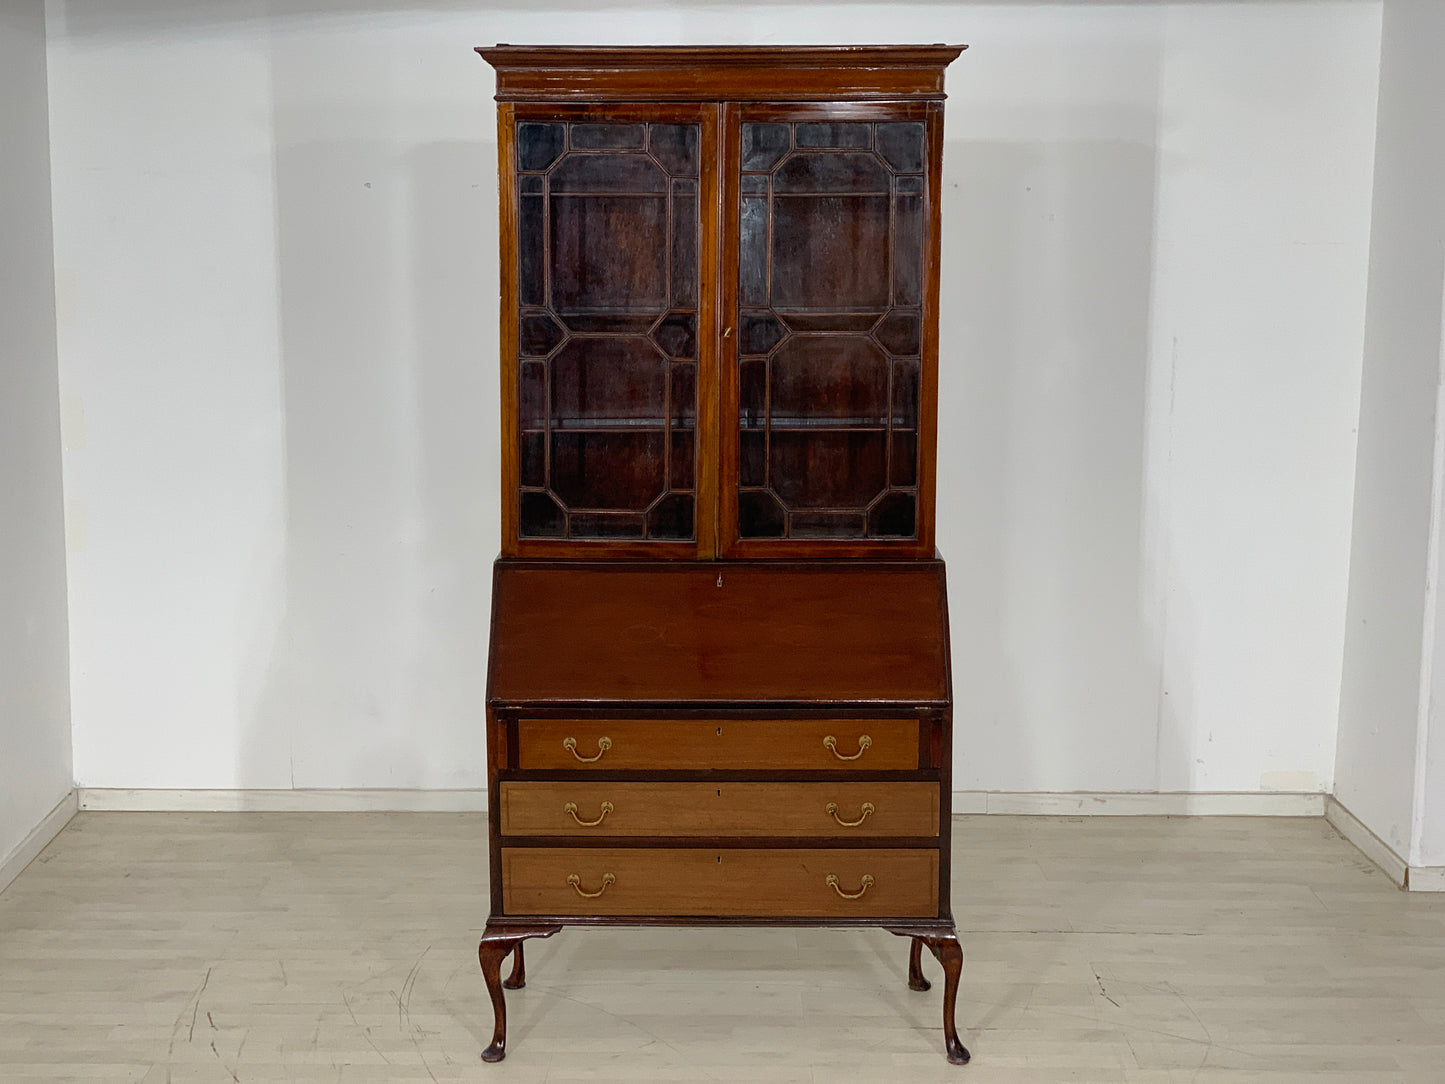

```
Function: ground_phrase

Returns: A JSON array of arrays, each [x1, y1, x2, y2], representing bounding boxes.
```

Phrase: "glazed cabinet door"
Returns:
[[499, 105, 718, 557], [720, 104, 941, 558]]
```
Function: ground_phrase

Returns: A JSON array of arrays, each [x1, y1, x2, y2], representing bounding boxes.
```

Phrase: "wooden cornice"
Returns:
[[476, 44, 967, 102]]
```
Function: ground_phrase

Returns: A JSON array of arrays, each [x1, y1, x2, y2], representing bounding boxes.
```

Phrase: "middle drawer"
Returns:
[[499, 781, 939, 837]]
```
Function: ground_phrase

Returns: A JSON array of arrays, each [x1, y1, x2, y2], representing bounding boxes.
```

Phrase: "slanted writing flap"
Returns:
[[487, 561, 949, 708]]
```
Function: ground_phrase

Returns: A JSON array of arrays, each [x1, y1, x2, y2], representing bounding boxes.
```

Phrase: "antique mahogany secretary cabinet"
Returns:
[[476, 44, 968, 1065]]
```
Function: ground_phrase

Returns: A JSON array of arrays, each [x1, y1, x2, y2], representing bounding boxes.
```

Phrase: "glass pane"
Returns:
[[647, 493, 694, 539], [517, 195, 545, 307], [550, 154, 666, 193], [781, 313, 880, 333], [740, 197, 769, 307], [570, 512, 645, 538], [769, 431, 887, 510], [741, 123, 790, 171], [773, 153, 889, 194], [513, 119, 701, 543], [894, 193, 924, 306], [519, 361, 546, 429], [519, 433, 546, 487], [671, 184, 698, 307], [551, 195, 668, 313], [670, 362, 697, 425], [551, 431, 666, 510], [738, 359, 766, 428], [795, 122, 871, 149], [517, 123, 565, 171], [739, 431, 766, 487], [520, 312, 566, 357], [670, 430, 694, 490], [651, 124, 699, 177], [892, 358, 920, 428], [792, 511, 866, 537], [867, 491, 916, 537], [550, 339, 667, 426], [876, 310, 921, 356], [738, 490, 785, 537], [732, 118, 926, 543], [890, 431, 918, 487], [876, 122, 925, 173], [771, 337, 889, 425], [771, 196, 891, 310], [653, 313, 697, 360], [740, 311, 786, 356], [561, 313, 657, 334], [519, 490, 565, 536], [571, 123, 645, 150]]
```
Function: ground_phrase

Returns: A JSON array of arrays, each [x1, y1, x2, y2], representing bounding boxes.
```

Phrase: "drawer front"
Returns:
[[516, 718, 920, 770], [499, 781, 939, 837], [501, 847, 938, 918]]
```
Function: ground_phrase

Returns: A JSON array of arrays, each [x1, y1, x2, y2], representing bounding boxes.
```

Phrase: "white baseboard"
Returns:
[[1408, 866, 1445, 892], [953, 790, 1325, 816], [1325, 796, 1409, 888], [77, 787, 1322, 818], [78, 788, 487, 812], [0, 789, 78, 895]]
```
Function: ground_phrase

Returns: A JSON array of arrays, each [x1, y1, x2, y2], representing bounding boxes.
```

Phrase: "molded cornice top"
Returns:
[[476, 44, 968, 102]]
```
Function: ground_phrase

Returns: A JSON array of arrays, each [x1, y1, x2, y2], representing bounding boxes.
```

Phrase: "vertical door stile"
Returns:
[[918, 101, 945, 559], [696, 102, 725, 559], [497, 102, 521, 557], [717, 102, 743, 558]]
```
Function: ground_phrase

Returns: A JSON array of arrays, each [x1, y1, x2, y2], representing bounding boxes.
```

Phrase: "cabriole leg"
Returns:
[[922, 932, 970, 1065], [504, 941, 526, 990], [478, 924, 560, 1063], [908, 936, 931, 991], [888, 926, 970, 1065]]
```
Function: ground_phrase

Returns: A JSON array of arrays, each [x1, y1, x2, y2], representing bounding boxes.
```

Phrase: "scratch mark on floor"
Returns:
[[1094, 968, 1122, 1008]]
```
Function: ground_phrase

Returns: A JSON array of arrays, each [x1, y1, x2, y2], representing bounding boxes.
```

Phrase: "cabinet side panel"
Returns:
[[917, 103, 945, 556]]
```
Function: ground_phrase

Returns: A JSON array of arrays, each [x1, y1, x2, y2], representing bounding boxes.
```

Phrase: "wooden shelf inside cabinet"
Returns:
[[476, 44, 969, 1068]]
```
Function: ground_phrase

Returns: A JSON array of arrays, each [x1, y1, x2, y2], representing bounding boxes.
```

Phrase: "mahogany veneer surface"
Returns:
[[501, 847, 939, 917], [488, 561, 949, 709], [499, 781, 940, 837], [514, 718, 921, 770]]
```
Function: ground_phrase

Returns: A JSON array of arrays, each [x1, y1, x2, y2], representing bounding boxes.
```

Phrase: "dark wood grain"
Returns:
[[477, 45, 966, 1066], [488, 561, 948, 708], [479, 45, 966, 103]]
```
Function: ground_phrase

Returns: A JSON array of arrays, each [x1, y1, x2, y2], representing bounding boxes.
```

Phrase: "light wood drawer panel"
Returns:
[[516, 718, 919, 770], [501, 848, 938, 918], [499, 781, 939, 836]]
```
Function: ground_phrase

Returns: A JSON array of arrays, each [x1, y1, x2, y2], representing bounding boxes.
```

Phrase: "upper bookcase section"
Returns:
[[476, 45, 968, 103]]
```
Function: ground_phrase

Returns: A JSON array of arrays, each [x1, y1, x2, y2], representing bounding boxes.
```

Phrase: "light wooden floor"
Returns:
[[2, 814, 1443, 1082]]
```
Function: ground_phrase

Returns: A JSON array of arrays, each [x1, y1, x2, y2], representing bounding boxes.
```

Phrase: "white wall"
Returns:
[[1336, 0, 1445, 865], [45, 0, 1380, 795], [0, 0, 73, 865]]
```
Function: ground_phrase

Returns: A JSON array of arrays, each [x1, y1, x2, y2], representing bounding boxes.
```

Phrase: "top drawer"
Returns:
[[516, 718, 921, 771]]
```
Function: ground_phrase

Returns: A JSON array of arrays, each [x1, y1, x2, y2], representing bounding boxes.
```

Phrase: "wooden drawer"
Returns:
[[501, 847, 938, 918], [499, 781, 939, 837], [515, 718, 920, 770]]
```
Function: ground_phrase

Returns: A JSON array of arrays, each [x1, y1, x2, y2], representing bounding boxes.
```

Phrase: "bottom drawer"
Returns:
[[501, 847, 938, 918]]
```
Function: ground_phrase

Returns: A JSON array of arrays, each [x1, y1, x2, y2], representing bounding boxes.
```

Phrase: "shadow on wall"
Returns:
[[940, 128, 1174, 793], [238, 132, 496, 793]]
